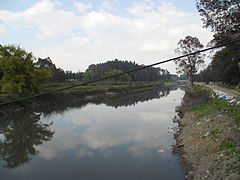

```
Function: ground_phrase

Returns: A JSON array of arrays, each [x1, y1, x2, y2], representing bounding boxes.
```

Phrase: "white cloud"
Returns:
[[127, 2, 154, 17], [101, 1, 113, 11], [0, 0, 78, 38], [74, 2, 92, 13], [0, 0, 212, 73], [0, 24, 7, 35]]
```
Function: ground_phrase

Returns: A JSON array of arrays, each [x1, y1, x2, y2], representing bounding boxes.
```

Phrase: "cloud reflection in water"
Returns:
[[36, 88, 185, 161]]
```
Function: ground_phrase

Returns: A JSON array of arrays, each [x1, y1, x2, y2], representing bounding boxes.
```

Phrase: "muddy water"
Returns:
[[0, 86, 186, 180]]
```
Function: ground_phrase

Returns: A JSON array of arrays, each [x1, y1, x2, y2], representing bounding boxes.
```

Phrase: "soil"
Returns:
[[174, 88, 240, 180]]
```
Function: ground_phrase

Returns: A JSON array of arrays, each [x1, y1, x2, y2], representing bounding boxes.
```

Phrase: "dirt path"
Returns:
[[204, 84, 240, 99]]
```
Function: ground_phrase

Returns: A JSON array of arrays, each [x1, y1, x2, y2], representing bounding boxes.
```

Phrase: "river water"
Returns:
[[0, 86, 186, 180]]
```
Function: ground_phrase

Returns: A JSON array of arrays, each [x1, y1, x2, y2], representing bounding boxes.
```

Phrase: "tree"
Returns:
[[0, 45, 52, 96], [196, 0, 240, 85], [37, 57, 84, 82], [175, 36, 205, 85], [83, 71, 93, 81], [196, 0, 240, 36], [37, 57, 66, 82], [211, 47, 240, 84], [103, 69, 131, 82], [85, 59, 165, 82]]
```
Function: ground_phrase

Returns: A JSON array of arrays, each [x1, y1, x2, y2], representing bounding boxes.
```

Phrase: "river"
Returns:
[[0, 86, 186, 180]]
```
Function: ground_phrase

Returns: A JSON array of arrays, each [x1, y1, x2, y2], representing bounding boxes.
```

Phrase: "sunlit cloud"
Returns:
[[0, 0, 212, 73], [74, 2, 92, 13]]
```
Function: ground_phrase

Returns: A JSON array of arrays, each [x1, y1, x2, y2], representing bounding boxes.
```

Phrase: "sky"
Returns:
[[0, 0, 213, 73]]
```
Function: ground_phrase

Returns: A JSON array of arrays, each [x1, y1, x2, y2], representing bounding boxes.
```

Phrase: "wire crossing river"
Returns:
[[0, 86, 186, 180]]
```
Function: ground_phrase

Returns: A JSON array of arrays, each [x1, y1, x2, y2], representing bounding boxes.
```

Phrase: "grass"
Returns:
[[40, 84, 128, 92], [192, 84, 212, 95], [210, 129, 223, 135], [201, 128, 224, 141], [192, 84, 240, 175], [40, 81, 165, 92], [191, 85, 240, 126], [220, 141, 240, 174], [0, 81, 166, 101], [220, 141, 236, 150]]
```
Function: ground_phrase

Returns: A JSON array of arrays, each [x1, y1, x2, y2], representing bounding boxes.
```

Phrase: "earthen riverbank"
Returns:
[[174, 86, 240, 180]]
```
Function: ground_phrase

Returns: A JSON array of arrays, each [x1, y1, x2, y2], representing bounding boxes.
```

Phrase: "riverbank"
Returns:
[[0, 82, 176, 116], [175, 85, 240, 180]]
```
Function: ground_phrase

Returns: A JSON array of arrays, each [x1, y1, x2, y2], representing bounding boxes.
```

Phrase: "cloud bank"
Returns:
[[0, 0, 212, 73]]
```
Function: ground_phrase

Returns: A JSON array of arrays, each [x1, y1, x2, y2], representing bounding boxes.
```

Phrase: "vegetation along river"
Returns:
[[0, 86, 186, 180]]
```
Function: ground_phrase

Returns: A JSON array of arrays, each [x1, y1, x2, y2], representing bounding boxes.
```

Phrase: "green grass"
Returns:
[[40, 81, 165, 92], [40, 84, 128, 92], [210, 129, 223, 136], [191, 98, 216, 118], [193, 85, 240, 175], [221, 141, 236, 150], [220, 141, 240, 174], [1, 80, 166, 92], [191, 92, 240, 126], [201, 129, 223, 141], [193, 84, 212, 95]]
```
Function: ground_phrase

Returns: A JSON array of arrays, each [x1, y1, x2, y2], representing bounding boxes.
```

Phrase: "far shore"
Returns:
[[0, 81, 183, 116]]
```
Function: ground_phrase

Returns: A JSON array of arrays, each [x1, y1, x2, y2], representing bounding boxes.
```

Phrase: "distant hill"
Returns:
[[86, 59, 172, 82]]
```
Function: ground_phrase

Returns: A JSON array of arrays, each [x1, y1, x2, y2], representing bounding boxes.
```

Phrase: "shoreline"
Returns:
[[174, 86, 240, 180], [0, 82, 178, 116]]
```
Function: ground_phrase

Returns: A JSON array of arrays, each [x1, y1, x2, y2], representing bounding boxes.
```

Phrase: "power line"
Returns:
[[0, 40, 238, 106]]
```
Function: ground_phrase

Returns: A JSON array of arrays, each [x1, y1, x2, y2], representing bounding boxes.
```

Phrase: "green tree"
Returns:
[[0, 45, 52, 96], [196, 0, 240, 35], [175, 36, 205, 85], [83, 71, 93, 81], [103, 69, 131, 82], [85, 59, 164, 82], [196, 0, 240, 85]]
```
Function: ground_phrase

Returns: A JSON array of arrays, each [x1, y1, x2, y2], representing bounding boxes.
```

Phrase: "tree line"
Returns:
[[195, 0, 240, 85], [37, 57, 174, 82], [37, 57, 83, 82], [0, 45, 177, 96], [84, 59, 172, 82]]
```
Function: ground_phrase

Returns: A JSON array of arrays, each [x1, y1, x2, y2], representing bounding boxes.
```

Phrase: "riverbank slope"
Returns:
[[175, 85, 240, 180]]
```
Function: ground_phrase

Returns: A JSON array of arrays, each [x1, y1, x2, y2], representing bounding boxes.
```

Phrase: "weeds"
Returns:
[[192, 85, 240, 175], [209, 129, 223, 141], [192, 84, 212, 95], [191, 89, 240, 126], [220, 141, 236, 150], [220, 141, 240, 175]]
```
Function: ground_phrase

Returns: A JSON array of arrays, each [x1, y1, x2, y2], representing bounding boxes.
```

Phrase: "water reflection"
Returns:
[[37, 86, 178, 115], [0, 86, 186, 180], [100, 87, 170, 108], [0, 112, 54, 168]]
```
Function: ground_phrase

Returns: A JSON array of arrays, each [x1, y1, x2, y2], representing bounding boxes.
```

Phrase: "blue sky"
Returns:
[[1, 0, 197, 12], [0, 0, 212, 73]]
